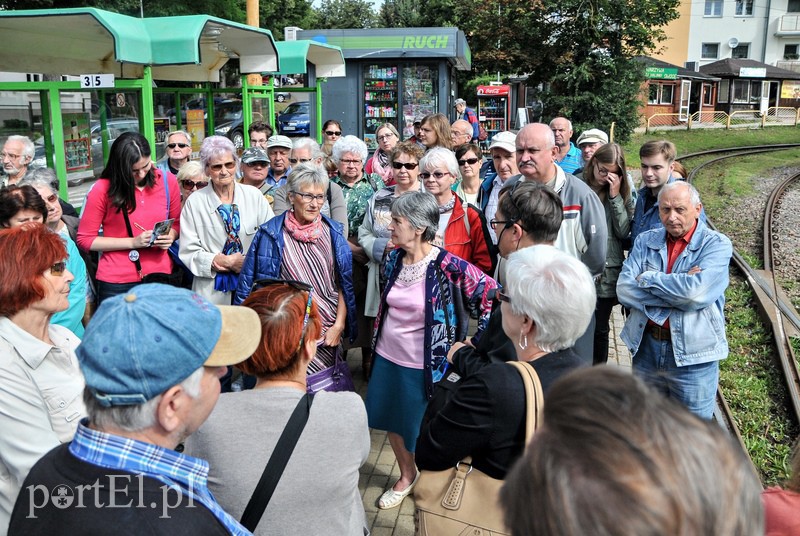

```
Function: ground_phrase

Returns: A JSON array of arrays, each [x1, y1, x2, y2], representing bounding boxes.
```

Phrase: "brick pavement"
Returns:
[[348, 305, 632, 536]]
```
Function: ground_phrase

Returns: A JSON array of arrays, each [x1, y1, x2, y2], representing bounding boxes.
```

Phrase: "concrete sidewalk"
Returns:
[[348, 305, 632, 536]]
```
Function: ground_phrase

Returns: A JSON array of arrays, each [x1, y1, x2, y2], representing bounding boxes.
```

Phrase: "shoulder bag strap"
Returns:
[[121, 209, 144, 280], [240, 392, 315, 532], [507, 361, 544, 444]]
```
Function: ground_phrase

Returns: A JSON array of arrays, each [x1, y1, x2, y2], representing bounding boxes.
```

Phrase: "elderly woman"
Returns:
[[366, 123, 400, 185], [235, 163, 356, 388], [176, 160, 208, 205], [187, 282, 369, 535], [180, 136, 273, 305], [77, 132, 181, 303], [0, 224, 85, 528], [581, 142, 635, 365], [416, 245, 594, 480], [365, 190, 497, 510], [454, 143, 483, 206], [419, 147, 494, 274], [418, 113, 453, 151], [10, 180, 88, 336], [358, 141, 424, 320]]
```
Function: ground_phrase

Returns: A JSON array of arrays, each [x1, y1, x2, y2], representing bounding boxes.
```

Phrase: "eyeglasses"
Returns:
[[50, 261, 67, 276], [490, 219, 513, 229], [496, 289, 511, 303], [325, 130, 342, 136], [0, 152, 23, 160], [340, 159, 362, 165], [377, 133, 395, 141], [392, 162, 418, 170], [244, 161, 268, 168], [251, 278, 314, 353], [44, 193, 58, 203], [291, 190, 326, 203], [208, 161, 236, 172], [181, 179, 208, 190], [167, 143, 190, 149], [458, 157, 480, 166], [595, 165, 618, 176], [289, 158, 312, 164], [419, 171, 450, 180]]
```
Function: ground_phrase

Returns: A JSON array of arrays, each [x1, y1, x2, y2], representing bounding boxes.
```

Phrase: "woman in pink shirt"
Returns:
[[77, 132, 181, 303], [763, 443, 800, 535]]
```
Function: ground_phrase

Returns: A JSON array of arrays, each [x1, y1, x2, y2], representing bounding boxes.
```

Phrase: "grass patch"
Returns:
[[622, 127, 800, 168], [721, 278, 796, 485]]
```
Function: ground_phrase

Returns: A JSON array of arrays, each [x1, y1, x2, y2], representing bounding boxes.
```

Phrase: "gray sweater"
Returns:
[[185, 387, 370, 535]]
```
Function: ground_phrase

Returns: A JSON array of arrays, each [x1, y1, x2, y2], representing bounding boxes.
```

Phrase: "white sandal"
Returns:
[[377, 472, 420, 509]]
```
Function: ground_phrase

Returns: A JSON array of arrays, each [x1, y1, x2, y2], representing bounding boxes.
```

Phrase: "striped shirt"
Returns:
[[69, 420, 249, 536]]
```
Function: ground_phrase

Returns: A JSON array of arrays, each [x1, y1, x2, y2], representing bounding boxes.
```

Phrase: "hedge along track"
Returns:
[[678, 147, 800, 445]]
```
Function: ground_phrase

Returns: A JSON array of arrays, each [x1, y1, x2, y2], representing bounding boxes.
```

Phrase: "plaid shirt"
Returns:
[[69, 420, 249, 536], [332, 173, 384, 237]]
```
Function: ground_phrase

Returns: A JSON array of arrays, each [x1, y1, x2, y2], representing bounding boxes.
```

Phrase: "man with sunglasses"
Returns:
[[156, 130, 193, 178], [239, 147, 272, 199]]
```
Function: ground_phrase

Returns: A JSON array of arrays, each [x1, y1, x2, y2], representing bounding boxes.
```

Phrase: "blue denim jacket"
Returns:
[[631, 176, 707, 245], [616, 219, 732, 366]]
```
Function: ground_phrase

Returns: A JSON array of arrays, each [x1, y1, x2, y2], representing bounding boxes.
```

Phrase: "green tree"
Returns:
[[312, 0, 377, 29], [378, 0, 422, 28]]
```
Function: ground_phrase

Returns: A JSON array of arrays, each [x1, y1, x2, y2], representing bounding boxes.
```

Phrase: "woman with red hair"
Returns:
[[0, 224, 86, 529], [187, 280, 369, 535]]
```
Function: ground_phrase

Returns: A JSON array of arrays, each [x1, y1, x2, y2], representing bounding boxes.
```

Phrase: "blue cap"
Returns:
[[77, 284, 261, 407]]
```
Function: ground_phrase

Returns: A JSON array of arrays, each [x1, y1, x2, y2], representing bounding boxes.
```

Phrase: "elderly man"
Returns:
[[450, 119, 474, 147], [265, 135, 292, 188], [247, 121, 273, 149], [2, 135, 36, 187], [453, 98, 480, 142], [271, 137, 348, 232], [239, 146, 271, 199], [575, 128, 608, 167], [9, 284, 261, 534], [617, 182, 732, 419], [479, 131, 519, 244], [549, 117, 582, 174], [157, 130, 192, 177]]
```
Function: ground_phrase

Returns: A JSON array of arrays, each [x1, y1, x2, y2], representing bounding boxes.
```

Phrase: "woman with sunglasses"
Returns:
[[0, 224, 86, 528], [235, 163, 356, 389], [454, 143, 484, 206], [365, 123, 400, 185], [176, 161, 208, 206], [77, 132, 182, 303], [580, 143, 634, 365], [321, 119, 343, 157], [366, 190, 497, 510], [187, 281, 369, 535], [419, 147, 494, 275], [179, 136, 273, 305], [358, 142, 424, 333], [418, 113, 453, 152]]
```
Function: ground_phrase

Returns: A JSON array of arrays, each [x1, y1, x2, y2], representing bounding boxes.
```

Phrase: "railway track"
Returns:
[[678, 147, 800, 454]]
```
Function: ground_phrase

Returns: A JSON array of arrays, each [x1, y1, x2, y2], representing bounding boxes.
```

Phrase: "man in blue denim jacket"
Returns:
[[617, 181, 732, 419]]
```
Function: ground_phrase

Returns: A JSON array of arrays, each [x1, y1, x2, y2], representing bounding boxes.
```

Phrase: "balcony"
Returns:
[[776, 60, 800, 73], [776, 14, 800, 36]]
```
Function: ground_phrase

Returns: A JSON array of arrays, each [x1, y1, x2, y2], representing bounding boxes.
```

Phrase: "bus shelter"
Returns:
[[0, 8, 278, 197]]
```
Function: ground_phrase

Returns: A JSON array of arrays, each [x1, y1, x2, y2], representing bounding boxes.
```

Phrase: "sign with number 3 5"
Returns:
[[80, 74, 115, 89]]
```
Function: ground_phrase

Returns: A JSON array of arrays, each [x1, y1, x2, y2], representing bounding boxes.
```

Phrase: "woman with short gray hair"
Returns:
[[235, 162, 357, 391], [365, 189, 497, 510]]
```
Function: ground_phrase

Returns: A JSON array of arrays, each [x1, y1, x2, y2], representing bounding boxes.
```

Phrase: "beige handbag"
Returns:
[[414, 361, 544, 536]]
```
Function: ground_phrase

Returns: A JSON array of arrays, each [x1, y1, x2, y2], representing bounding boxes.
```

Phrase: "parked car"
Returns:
[[277, 102, 311, 136], [213, 101, 246, 149], [276, 92, 291, 103]]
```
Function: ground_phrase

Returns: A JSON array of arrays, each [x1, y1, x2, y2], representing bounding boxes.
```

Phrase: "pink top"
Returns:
[[375, 279, 425, 369], [77, 170, 181, 283], [763, 486, 800, 535]]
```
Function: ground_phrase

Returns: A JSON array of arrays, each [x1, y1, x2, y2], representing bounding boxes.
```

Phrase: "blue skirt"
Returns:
[[365, 354, 428, 452]]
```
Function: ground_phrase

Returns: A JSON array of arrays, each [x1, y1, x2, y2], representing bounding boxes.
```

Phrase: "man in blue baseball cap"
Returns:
[[9, 284, 261, 535]]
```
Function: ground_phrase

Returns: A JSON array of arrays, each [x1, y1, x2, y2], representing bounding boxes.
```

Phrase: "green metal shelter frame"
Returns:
[[0, 8, 278, 198]]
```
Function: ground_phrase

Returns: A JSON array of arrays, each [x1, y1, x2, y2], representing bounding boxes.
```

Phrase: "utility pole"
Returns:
[[246, 0, 263, 87]]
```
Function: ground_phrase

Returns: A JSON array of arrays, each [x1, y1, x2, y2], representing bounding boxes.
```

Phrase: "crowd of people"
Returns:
[[0, 105, 796, 535]]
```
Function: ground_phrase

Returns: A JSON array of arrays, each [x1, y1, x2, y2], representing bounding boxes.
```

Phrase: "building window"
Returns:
[[702, 43, 720, 59], [732, 80, 750, 102], [785, 44, 799, 60], [25, 73, 41, 82], [648, 83, 675, 105], [735, 0, 754, 15], [732, 43, 750, 59], [719, 80, 730, 102], [790, 0, 800, 12], [705, 0, 723, 16], [703, 84, 714, 105], [750, 81, 762, 102]]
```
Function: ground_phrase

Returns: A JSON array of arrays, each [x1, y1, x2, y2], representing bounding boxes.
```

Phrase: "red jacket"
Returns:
[[444, 196, 495, 275]]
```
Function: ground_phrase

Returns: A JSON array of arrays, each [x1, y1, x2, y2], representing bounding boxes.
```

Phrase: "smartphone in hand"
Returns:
[[148, 218, 174, 247]]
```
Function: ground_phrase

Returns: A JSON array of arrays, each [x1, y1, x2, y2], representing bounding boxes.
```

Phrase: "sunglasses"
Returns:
[[181, 179, 208, 190], [458, 157, 480, 166], [289, 157, 312, 164], [167, 143, 190, 149], [419, 171, 450, 180], [50, 260, 67, 276], [251, 278, 314, 353], [208, 161, 236, 172], [325, 130, 342, 136], [392, 162, 418, 170], [244, 161, 268, 168], [495, 289, 511, 303], [489, 219, 514, 230]]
